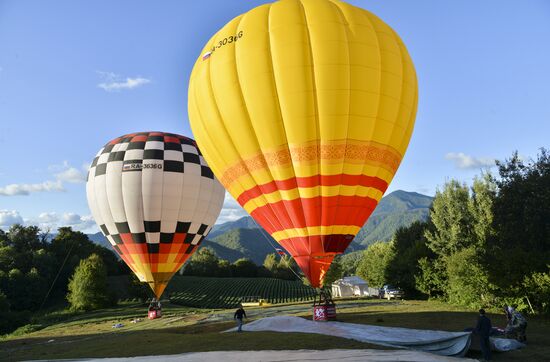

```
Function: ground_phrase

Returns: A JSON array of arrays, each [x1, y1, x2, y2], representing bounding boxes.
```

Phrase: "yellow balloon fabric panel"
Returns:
[[188, 0, 417, 287]]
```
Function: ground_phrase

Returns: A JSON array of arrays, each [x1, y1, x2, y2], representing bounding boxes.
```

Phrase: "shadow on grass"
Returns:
[[0, 323, 386, 361]]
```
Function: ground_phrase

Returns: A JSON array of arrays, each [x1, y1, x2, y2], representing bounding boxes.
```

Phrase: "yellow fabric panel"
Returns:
[[272, 225, 362, 240]]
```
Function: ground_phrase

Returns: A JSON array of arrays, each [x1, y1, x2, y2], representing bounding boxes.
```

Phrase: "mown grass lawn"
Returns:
[[1, 299, 549, 361]]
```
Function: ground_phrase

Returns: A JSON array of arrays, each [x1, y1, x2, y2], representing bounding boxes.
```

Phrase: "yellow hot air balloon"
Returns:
[[188, 0, 417, 288]]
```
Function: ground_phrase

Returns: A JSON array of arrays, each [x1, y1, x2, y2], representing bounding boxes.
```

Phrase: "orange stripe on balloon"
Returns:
[[236, 174, 388, 206], [250, 195, 378, 235]]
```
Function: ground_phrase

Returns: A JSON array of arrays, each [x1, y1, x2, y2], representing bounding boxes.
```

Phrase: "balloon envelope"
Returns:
[[86, 132, 225, 298], [188, 0, 418, 287]]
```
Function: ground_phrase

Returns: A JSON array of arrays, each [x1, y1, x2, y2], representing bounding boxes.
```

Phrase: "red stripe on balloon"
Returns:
[[236, 174, 387, 206], [249, 195, 378, 235]]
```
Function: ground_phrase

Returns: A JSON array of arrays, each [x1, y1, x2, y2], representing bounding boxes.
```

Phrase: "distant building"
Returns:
[[332, 276, 374, 297]]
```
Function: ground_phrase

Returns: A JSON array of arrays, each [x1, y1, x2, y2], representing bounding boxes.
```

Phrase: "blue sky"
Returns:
[[1, 0, 549, 232]]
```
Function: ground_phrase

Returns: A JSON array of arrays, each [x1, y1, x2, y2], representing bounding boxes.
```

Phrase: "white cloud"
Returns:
[[0, 210, 24, 228], [62, 212, 82, 225], [55, 167, 86, 183], [28, 212, 97, 233], [38, 212, 59, 223], [49, 161, 87, 183], [0, 180, 64, 196], [0, 161, 89, 197], [62, 213, 96, 231], [445, 152, 496, 170], [97, 71, 151, 92], [216, 192, 247, 224]]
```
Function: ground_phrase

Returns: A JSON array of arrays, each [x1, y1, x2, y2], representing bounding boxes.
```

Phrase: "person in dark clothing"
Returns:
[[234, 304, 247, 332], [504, 305, 527, 342], [474, 308, 492, 361]]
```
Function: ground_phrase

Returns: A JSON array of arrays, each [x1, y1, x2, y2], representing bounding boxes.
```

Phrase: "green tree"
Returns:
[[445, 247, 493, 307], [5, 224, 44, 252], [231, 258, 258, 277], [488, 149, 550, 291], [469, 173, 497, 247], [425, 180, 474, 256], [415, 257, 447, 298], [522, 266, 550, 314], [340, 251, 363, 276], [0, 246, 18, 272], [0, 290, 9, 311], [25, 267, 48, 310], [127, 274, 151, 302], [217, 259, 232, 277], [183, 247, 220, 277], [322, 256, 343, 287], [385, 221, 433, 297], [263, 253, 278, 273], [356, 241, 394, 287], [275, 255, 299, 280], [6, 268, 27, 310], [67, 254, 112, 311]]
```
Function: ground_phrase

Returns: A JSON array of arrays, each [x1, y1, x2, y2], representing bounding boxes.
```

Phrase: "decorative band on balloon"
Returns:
[[236, 173, 388, 206], [219, 140, 403, 188]]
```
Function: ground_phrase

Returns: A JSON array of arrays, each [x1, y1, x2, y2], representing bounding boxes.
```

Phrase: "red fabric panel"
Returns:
[[250, 195, 378, 234]]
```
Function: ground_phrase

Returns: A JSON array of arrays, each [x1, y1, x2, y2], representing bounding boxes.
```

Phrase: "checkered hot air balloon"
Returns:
[[86, 132, 225, 298], [188, 0, 418, 288]]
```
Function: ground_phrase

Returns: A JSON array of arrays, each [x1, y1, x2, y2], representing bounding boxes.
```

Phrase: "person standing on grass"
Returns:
[[234, 304, 247, 332], [474, 308, 492, 361]]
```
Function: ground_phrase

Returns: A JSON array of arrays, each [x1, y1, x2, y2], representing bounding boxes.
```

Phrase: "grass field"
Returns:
[[1, 299, 549, 361], [166, 276, 317, 308]]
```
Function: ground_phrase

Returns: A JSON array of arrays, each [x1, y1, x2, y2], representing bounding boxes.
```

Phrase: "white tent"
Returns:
[[332, 276, 370, 297]]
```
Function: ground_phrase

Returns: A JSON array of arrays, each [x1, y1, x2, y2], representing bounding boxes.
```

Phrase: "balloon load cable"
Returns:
[[251, 219, 304, 281], [39, 238, 77, 311]]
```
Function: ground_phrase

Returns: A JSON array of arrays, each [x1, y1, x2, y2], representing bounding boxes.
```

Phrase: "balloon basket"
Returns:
[[148, 299, 162, 320], [313, 305, 336, 321], [148, 309, 162, 320], [312, 290, 337, 321]]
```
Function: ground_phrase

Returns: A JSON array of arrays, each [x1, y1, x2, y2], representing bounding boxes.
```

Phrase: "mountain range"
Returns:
[[88, 190, 433, 265]]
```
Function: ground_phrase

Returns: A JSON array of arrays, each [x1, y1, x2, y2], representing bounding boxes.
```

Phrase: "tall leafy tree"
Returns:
[[183, 247, 220, 277], [385, 221, 433, 297], [263, 253, 278, 273], [67, 254, 112, 311], [489, 149, 550, 289], [425, 180, 474, 255], [469, 173, 497, 247], [231, 258, 258, 277], [356, 241, 394, 287]]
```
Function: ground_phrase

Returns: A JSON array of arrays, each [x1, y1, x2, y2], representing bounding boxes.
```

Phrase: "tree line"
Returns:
[[0, 226, 125, 333], [0, 227, 300, 334], [353, 149, 550, 314], [180, 247, 299, 280]]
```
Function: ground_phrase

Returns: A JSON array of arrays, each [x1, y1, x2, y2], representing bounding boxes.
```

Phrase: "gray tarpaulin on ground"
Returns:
[[71, 349, 476, 362], [225, 316, 472, 357]]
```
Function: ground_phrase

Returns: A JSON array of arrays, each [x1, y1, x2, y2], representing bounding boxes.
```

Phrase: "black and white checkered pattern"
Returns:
[[86, 132, 224, 255]]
